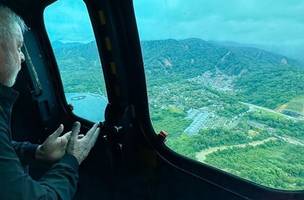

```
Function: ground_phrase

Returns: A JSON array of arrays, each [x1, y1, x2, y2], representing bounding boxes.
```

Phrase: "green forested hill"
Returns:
[[53, 41, 106, 94], [54, 39, 304, 106], [141, 38, 304, 109]]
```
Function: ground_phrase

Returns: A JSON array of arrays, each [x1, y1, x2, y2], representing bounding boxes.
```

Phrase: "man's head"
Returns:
[[0, 5, 27, 87]]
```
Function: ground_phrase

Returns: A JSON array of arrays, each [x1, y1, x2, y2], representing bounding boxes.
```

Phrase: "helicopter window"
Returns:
[[43, 0, 108, 122], [133, 0, 304, 190]]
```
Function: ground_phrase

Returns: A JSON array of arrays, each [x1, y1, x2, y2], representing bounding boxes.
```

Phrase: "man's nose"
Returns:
[[21, 51, 25, 63]]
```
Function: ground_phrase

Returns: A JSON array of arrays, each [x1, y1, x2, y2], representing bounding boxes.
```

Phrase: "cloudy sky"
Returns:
[[44, 0, 304, 60], [44, 0, 95, 42], [134, 0, 304, 44]]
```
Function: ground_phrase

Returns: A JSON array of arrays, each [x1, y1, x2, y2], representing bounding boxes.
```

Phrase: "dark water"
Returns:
[[65, 93, 107, 122]]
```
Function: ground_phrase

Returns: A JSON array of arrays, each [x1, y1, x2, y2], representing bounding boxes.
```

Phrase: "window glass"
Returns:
[[134, 0, 304, 190], [44, 0, 107, 122]]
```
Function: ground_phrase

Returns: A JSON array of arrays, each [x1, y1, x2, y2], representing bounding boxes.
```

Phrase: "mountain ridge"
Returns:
[[54, 38, 304, 109]]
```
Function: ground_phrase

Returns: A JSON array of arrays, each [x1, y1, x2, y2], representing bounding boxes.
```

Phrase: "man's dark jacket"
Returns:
[[0, 84, 79, 200]]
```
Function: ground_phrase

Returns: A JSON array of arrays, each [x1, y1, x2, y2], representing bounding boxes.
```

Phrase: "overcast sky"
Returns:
[[44, 0, 94, 42], [44, 0, 304, 60]]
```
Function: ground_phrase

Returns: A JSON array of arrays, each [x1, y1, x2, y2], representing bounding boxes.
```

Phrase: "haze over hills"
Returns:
[[209, 40, 304, 64]]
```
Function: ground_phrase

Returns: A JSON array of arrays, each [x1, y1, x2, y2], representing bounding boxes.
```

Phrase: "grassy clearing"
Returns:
[[277, 96, 304, 115]]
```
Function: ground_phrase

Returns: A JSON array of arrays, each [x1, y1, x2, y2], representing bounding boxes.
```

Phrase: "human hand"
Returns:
[[35, 124, 71, 163], [66, 122, 100, 165]]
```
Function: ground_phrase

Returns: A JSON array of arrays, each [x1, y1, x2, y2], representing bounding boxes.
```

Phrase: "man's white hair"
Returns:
[[0, 5, 27, 44]]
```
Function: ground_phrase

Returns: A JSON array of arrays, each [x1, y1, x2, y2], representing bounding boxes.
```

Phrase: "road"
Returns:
[[195, 137, 277, 162], [196, 134, 304, 162], [241, 102, 300, 121]]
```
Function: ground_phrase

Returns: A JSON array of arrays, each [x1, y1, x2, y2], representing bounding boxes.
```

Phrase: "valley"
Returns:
[[54, 38, 304, 190]]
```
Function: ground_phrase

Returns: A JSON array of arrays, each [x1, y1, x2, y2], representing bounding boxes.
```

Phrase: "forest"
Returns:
[[54, 38, 304, 190]]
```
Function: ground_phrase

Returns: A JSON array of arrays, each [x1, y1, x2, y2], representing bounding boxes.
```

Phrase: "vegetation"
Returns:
[[142, 38, 304, 190], [53, 41, 107, 95], [205, 141, 304, 190], [53, 38, 304, 190]]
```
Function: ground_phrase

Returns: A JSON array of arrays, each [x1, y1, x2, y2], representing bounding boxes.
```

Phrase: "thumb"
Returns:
[[61, 131, 72, 141], [59, 131, 71, 147], [49, 124, 64, 140]]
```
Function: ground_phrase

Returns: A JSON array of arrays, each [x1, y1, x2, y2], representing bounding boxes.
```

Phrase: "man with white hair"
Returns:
[[0, 5, 100, 200]]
